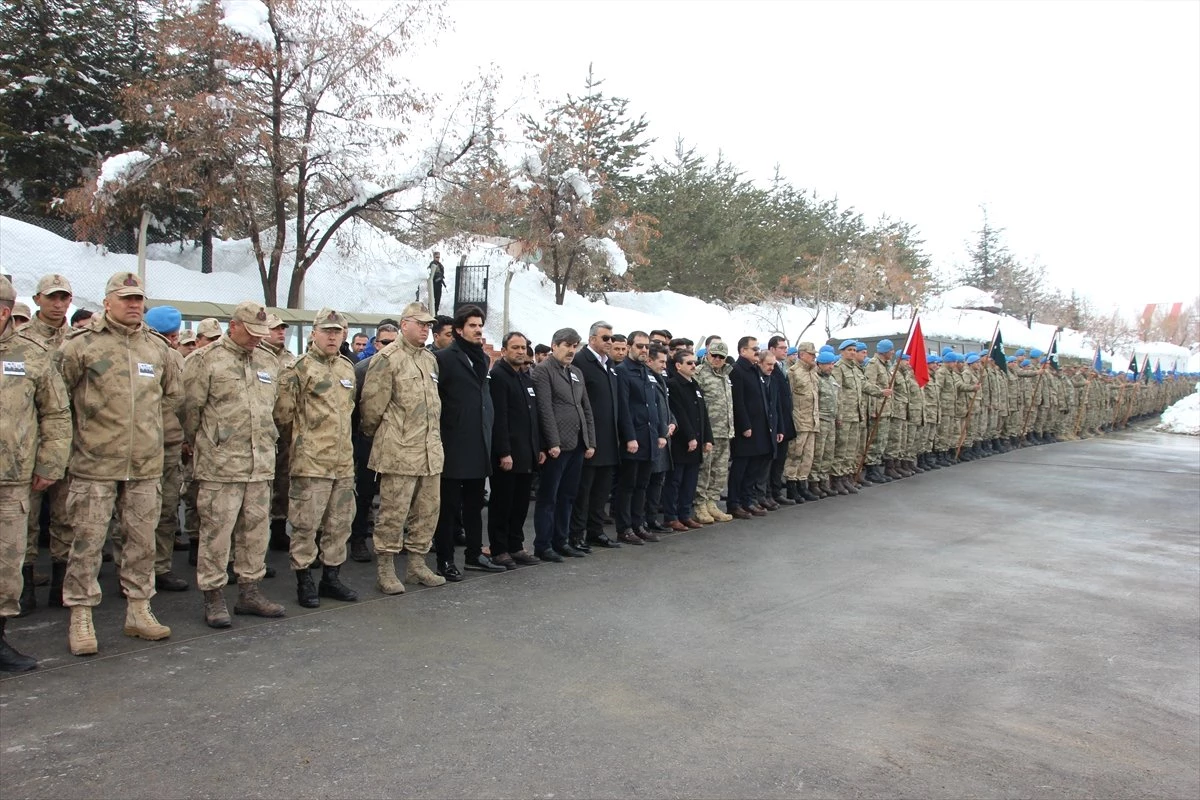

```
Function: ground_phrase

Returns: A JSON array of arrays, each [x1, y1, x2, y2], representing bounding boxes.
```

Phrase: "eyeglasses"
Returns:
[[632, 342, 648, 350], [709, 354, 726, 360], [377, 339, 396, 347], [404, 318, 432, 327], [599, 335, 613, 342], [683, 360, 697, 366]]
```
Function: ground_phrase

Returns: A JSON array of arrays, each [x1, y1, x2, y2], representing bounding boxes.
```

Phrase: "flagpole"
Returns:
[[854, 311, 918, 481]]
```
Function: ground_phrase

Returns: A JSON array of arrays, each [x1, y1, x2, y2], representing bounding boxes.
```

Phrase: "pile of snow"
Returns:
[[1157, 390, 1200, 436], [95, 151, 151, 198], [928, 286, 999, 311], [218, 0, 273, 47]]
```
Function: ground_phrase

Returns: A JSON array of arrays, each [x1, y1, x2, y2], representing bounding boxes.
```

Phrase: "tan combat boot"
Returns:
[[68, 606, 98, 656], [707, 501, 733, 523], [375, 554, 406, 595], [124, 599, 171, 641], [233, 582, 285, 617], [404, 552, 447, 587], [692, 504, 715, 524], [203, 589, 232, 628]]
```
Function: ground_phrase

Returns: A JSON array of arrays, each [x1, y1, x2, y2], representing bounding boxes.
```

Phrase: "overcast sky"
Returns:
[[415, 0, 1199, 315]]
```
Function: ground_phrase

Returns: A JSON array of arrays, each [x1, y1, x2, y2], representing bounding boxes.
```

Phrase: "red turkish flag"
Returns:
[[905, 317, 929, 387]]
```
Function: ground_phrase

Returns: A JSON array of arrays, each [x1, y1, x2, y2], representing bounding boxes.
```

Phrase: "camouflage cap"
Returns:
[[0, 276, 15, 303], [400, 302, 436, 324], [105, 271, 145, 298], [12, 301, 31, 320], [232, 301, 271, 337], [196, 318, 222, 339], [796, 341, 817, 355], [177, 328, 197, 345], [266, 313, 287, 330], [313, 307, 347, 330], [708, 340, 730, 357], [35, 273, 73, 296]]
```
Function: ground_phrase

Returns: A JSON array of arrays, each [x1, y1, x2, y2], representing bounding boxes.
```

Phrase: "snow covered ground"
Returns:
[[1157, 389, 1200, 436]]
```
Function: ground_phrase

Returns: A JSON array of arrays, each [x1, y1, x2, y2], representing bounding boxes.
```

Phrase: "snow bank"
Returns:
[[219, 0, 273, 47], [1157, 390, 1200, 436], [929, 286, 999, 311]]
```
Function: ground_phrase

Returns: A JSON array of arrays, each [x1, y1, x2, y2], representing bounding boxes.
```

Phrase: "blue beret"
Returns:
[[900, 353, 910, 360], [816, 351, 838, 365], [838, 339, 857, 351], [1014, 349, 1027, 357], [787, 346, 797, 356], [145, 305, 182, 334], [876, 338, 894, 354], [855, 341, 867, 350], [1006, 356, 1017, 363], [1020, 359, 1032, 367], [819, 344, 835, 353], [965, 353, 980, 364], [941, 347, 954, 356], [697, 348, 706, 358], [1030, 349, 1044, 358], [928, 354, 942, 364]]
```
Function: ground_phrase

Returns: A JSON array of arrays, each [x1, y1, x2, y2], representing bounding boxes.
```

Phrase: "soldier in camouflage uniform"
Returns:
[[19, 273, 74, 615], [884, 349, 910, 478], [260, 315, 295, 553], [958, 354, 983, 459], [784, 342, 820, 502], [58, 272, 180, 656], [184, 301, 286, 628], [693, 341, 734, 523], [934, 352, 958, 463], [812, 349, 840, 496], [831, 341, 865, 493], [897, 354, 922, 474], [0, 277, 71, 671], [180, 321, 220, 567], [274, 308, 359, 609], [919, 355, 941, 469], [358, 302, 447, 594]]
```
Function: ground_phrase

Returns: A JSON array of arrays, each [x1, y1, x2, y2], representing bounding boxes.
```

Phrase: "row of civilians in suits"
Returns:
[[0, 272, 1190, 672]]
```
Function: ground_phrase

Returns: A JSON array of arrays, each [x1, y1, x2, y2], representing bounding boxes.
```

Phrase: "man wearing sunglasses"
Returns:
[[614, 331, 668, 544], [570, 322, 623, 550]]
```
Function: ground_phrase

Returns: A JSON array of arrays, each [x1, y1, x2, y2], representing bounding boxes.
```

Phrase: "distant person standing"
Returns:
[[487, 332, 543, 567], [429, 251, 446, 314]]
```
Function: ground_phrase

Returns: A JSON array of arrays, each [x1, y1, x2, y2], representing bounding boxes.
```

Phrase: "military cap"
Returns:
[[819, 344, 835, 354], [105, 271, 145, 297], [232, 301, 271, 337], [900, 353, 910, 360], [816, 351, 838, 365], [708, 340, 730, 357], [965, 353, 980, 364], [838, 339, 857, 351], [144, 305, 182, 334], [1030, 348, 1044, 358], [12, 301, 31, 320], [178, 329, 197, 345], [1020, 359, 1032, 367], [0, 276, 15, 303], [1006, 356, 1017, 363], [928, 354, 942, 364], [697, 348, 707, 358], [796, 342, 816, 355], [855, 341, 867, 350], [35, 273, 73, 296], [786, 346, 797, 356], [313, 307, 347, 330], [196, 318, 222, 339], [267, 314, 287, 330], [1014, 348, 1027, 357], [876, 338, 895, 354], [400, 302, 436, 324]]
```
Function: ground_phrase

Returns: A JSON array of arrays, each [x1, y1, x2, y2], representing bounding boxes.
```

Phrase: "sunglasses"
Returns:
[[709, 354, 726, 360], [683, 360, 697, 366], [632, 342, 649, 349], [598, 334, 613, 342]]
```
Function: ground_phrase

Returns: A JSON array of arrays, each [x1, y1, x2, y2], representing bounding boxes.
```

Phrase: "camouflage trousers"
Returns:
[[271, 436, 291, 523], [0, 484, 32, 618], [935, 413, 958, 452], [695, 437, 731, 506], [812, 419, 836, 479], [833, 420, 863, 476], [65, 477, 160, 608], [987, 409, 1000, 439], [155, 444, 183, 576], [196, 480, 270, 591], [865, 415, 890, 466], [885, 416, 906, 459], [288, 475, 355, 570], [784, 431, 815, 482], [373, 473, 440, 556], [181, 459, 199, 543], [25, 475, 71, 563]]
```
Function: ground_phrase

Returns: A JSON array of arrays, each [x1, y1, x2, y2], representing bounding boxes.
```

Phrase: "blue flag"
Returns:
[[1154, 360, 1163, 384], [1092, 348, 1103, 373]]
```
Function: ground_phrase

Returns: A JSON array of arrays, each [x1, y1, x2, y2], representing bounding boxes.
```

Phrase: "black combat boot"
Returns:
[[800, 481, 821, 502], [319, 565, 359, 602], [47, 561, 66, 608], [188, 538, 199, 566], [0, 619, 38, 673], [269, 519, 290, 552], [884, 460, 904, 480], [295, 568, 319, 608], [18, 565, 36, 617]]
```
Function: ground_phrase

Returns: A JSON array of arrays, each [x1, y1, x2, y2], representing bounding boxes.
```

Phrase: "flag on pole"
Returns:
[[988, 326, 1007, 374], [1153, 360, 1163, 384], [1140, 357, 1152, 383], [1128, 353, 1138, 374], [904, 317, 929, 387], [1048, 330, 1060, 372], [1092, 347, 1103, 373]]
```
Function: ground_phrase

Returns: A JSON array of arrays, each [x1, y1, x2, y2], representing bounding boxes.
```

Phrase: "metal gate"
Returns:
[[453, 264, 489, 316]]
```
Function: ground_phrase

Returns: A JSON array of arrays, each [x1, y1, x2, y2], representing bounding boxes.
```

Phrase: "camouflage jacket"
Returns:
[[936, 366, 956, 416], [695, 360, 734, 438], [903, 369, 924, 424], [0, 323, 71, 486], [787, 360, 819, 432], [816, 371, 839, 421], [922, 373, 940, 424], [887, 362, 908, 420], [258, 340, 296, 372], [274, 344, 356, 479], [183, 334, 280, 483], [833, 358, 865, 423], [162, 346, 185, 448], [958, 368, 979, 417], [359, 337, 443, 477], [22, 314, 71, 351], [58, 314, 181, 481], [862, 357, 891, 418]]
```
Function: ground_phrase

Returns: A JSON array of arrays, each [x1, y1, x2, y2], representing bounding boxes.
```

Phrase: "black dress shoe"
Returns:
[[554, 543, 587, 558], [645, 519, 669, 533], [490, 553, 518, 569], [617, 530, 645, 546], [570, 538, 593, 553], [437, 560, 464, 582], [635, 527, 661, 543], [510, 551, 541, 565], [535, 549, 564, 563], [587, 535, 621, 549], [464, 554, 506, 573], [453, 531, 467, 547]]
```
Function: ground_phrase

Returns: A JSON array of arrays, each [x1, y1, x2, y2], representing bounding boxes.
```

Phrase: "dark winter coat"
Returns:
[[572, 346, 621, 467], [531, 356, 595, 453], [617, 357, 667, 462], [489, 358, 540, 474], [771, 366, 797, 442], [435, 336, 493, 479], [651, 369, 674, 473], [730, 356, 774, 458], [668, 373, 713, 465], [764, 366, 784, 457]]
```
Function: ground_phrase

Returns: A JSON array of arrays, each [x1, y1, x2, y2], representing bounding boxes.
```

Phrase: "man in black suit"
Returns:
[[615, 331, 668, 545], [487, 332, 543, 568], [728, 336, 774, 519], [569, 321, 622, 551], [766, 335, 797, 507], [432, 304, 504, 580]]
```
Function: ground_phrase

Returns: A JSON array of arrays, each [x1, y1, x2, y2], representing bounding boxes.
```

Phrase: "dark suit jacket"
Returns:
[[489, 358, 540, 474], [730, 356, 773, 458], [435, 337, 494, 479], [771, 366, 797, 442], [617, 358, 667, 462], [573, 346, 620, 467], [651, 369, 673, 473], [532, 357, 595, 452], [668, 373, 714, 465]]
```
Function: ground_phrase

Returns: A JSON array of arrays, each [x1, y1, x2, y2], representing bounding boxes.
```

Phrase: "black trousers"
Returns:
[[570, 463, 613, 542], [487, 470, 533, 556], [350, 442, 377, 543], [770, 448, 788, 497], [615, 459, 653, 532], [643, 469, 667, 522], [435, 477, 486, 563], [749, 454, 773, 504]]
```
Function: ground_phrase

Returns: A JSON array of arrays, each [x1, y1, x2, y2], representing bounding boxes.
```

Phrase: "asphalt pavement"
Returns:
[[1, 426, 1198, 799]]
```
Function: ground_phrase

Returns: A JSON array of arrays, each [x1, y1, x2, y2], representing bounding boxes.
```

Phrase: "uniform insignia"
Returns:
[[3, 360, 26, 376], [256, 310, 267, 321], [339, 378, 353, 389], [257, 370, 272, 383], [137, 362, 155, 378], [123, 274, 139, 286]]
